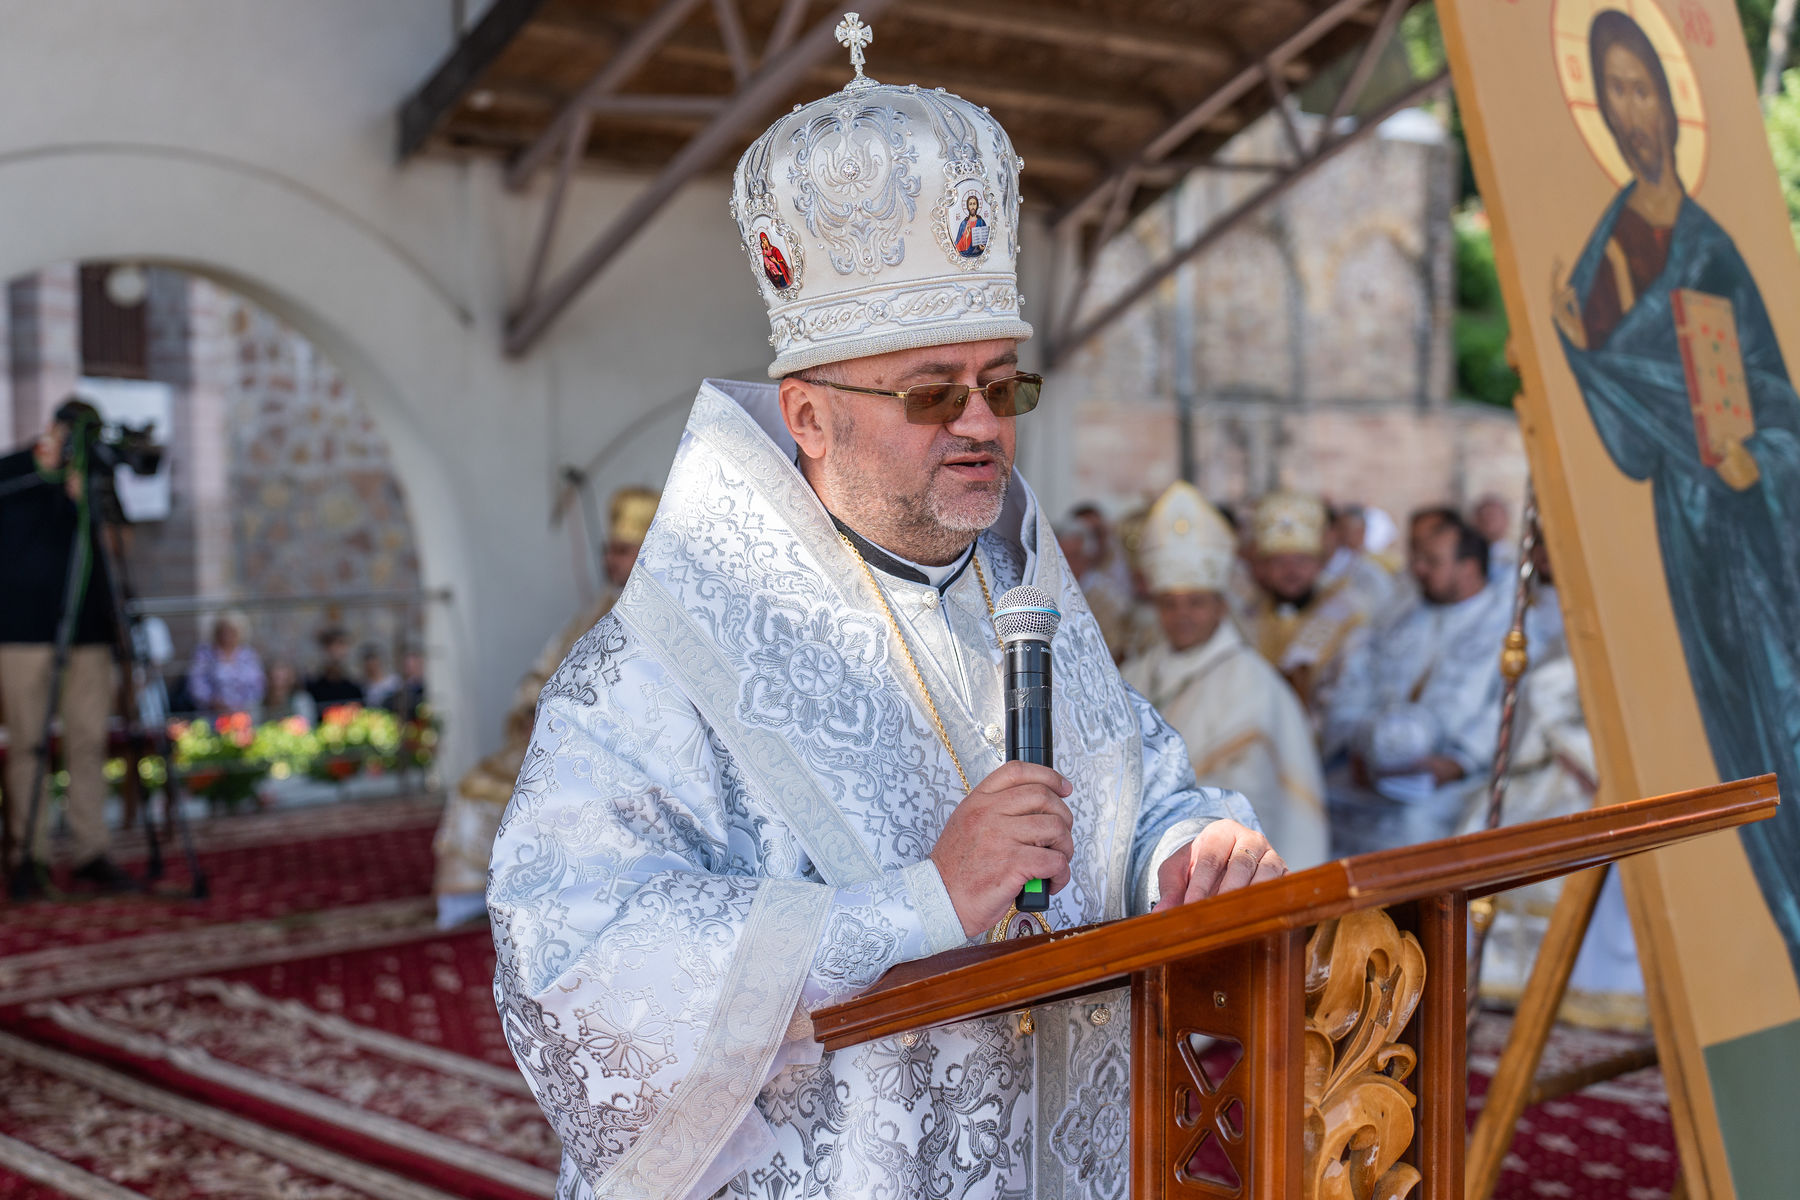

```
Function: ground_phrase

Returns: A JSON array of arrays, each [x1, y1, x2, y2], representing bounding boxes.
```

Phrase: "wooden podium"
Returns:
[[813, 777, 1777, 1200]]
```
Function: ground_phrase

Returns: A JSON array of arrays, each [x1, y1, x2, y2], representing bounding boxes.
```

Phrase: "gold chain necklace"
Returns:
[[839, 534, 994, 793]]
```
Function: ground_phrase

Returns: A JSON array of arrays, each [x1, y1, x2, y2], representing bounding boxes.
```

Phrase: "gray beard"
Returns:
[[817, 412, 1010, 564]]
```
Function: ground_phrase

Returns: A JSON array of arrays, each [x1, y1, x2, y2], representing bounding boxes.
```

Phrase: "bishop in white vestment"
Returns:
[[1123, 484, 1329, 869], [488, 27, 1281, 1200]]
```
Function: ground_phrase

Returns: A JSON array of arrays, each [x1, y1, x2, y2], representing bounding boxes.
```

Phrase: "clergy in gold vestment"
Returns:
[[431, 486, 658, 926], [1125, 484, 1329, 869], [1236, 491, 1369, 715]]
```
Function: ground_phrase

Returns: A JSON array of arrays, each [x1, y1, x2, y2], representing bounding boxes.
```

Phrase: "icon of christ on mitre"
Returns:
[[953, 191, 989, 258]]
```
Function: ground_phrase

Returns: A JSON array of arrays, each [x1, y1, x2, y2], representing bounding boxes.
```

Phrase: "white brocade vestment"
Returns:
[[1123, 624, 1329, 870], [1322, 583, 1512, 858], [488, 380, 1257, 1200]]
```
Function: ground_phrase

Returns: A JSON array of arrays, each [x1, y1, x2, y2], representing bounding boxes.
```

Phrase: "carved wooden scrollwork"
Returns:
[[1301, 909, 1427, 1200]]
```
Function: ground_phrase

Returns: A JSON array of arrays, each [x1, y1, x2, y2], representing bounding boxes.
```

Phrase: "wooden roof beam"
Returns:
[[1055, 0, 1397, 232], [521, 15, 1171, 126], [396, 0, 549, 161], [900, 0, 1234, 72], [504, 0, 899, 356], [507, 0, 712, 190], [1047, 69, 1449, 364], [647, 38, 1171, 125]]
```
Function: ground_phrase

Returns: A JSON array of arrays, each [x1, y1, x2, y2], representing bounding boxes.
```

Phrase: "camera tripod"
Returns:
[[1, 433, 206, 901]]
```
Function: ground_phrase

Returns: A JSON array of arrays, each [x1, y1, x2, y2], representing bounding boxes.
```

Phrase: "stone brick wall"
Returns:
[[7, 264, 78, 445], [1071, 399, 1527, 529], [1053, 106, 1526, 528], [123, 268, 235, 634], [217, 281, 423, 675]]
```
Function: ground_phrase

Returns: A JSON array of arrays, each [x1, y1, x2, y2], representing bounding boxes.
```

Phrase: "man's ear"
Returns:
[[780, 377, 828, 461]]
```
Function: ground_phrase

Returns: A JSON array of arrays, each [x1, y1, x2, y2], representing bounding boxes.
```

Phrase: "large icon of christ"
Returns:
[[1552, 9, 1800, 981]]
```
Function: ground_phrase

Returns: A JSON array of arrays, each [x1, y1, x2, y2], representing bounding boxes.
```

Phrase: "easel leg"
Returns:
[[1465, 863, 1609, 1200]]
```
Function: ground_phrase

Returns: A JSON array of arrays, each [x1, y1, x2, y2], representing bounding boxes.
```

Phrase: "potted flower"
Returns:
[[170, 712, 269, 811]]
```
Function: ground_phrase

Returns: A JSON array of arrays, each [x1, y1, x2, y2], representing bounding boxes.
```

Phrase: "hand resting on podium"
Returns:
[[928, 760, 1285, 936], [1151, 818, 1286, 913]]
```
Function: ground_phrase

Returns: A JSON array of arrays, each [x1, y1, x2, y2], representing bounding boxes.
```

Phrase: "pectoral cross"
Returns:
[[836, 12, 873, 81]]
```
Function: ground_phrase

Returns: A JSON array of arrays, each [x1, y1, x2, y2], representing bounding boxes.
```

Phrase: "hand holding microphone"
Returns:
[[927, 586, 1072, 938], [993, 586, 1060, 912]]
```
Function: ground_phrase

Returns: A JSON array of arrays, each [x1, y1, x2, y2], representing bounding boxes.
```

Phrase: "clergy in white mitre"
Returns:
[[487, 19, 1281, 1200], [1235, 491, 1369, 714], [1124, 483, 1329, 869]]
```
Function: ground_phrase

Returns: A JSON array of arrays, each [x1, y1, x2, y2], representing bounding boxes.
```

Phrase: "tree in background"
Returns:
[[1768, 71, 1800, 245]]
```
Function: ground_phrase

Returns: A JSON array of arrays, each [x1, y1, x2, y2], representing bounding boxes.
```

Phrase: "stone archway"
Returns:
[[0, 145, 507, 774]]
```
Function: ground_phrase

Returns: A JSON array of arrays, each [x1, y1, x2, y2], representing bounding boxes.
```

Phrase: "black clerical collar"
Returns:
[[830, 514, 975, 594], [1275, 588, 1316, 612]]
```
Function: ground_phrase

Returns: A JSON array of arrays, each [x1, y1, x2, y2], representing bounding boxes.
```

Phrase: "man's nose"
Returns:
[[945, 387, 1004, 439]]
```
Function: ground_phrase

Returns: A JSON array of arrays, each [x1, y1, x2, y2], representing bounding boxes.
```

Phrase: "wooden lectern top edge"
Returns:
[[811, 775, 1776, 1050]]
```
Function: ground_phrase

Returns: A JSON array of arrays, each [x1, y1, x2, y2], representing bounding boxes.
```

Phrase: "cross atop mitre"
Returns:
[[836, 12, 873, 81]]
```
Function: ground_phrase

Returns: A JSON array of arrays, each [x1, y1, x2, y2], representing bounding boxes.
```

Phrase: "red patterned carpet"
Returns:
[[0, 800, 1681, 1199]]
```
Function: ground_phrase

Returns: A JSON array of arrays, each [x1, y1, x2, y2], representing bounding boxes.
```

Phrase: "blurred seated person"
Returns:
[[433, 485, 659, 926], [1111, 502, 1161, 664], [393, 647, 427, 721], [1322, 510, 1510, 857], [131, 614, 175, 727], [1458, 532, 1644, 1026], [263, 660, 317, 726], [1321, 502, 1400, 620], [1054, 518, 1095, 581], [1471, 493, 1517, 582], [1061, 506, 1134, 661], [1124, 483, 1329, 868], [359, 644, 400, 710], [305, 628, 363, 708], [187, 610, 264, 715], [1235, 492, 1370, 714]]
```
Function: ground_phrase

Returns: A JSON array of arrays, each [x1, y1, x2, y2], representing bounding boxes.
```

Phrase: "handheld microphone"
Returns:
[[992, 586, 1061, 913]]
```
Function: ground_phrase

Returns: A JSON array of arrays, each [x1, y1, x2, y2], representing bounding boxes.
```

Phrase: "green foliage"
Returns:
[[1452, 210, 1521, 407], [1415, 0, 1786, 405], [1767, 68, 1800, 246], [1740, 0, 1777, 82], [1399, 4, 1447, 78], [170, 712, 268, 807], [99, 705, 441, 809]]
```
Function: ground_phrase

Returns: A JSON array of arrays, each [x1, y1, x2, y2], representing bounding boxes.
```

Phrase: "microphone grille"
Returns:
[[993, 585, 1061, 642]]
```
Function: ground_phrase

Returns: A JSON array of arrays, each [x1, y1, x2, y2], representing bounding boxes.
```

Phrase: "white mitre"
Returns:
[[730, 12, 1032, 377], [1141, 482, 1236, 594]]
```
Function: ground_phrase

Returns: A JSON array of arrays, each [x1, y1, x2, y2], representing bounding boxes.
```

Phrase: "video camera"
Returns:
[[54, 397, 163, 477]]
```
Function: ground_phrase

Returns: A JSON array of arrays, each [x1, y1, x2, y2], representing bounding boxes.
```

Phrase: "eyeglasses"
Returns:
[[800, 371, 1043, 425]]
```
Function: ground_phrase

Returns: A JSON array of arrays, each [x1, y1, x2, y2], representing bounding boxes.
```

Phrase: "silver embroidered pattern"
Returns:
[[918, 90, 998, 270], [787, 102, 919, 276], [489, 380, 1253, 1200], [734, 132, 807, 303]]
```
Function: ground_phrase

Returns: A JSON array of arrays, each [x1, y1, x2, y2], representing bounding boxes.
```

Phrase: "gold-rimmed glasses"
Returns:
[[798, 371, 1043, 425]]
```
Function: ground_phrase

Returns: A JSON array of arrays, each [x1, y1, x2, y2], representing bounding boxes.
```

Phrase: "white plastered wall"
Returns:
[[0, 1, 1072, 773]]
